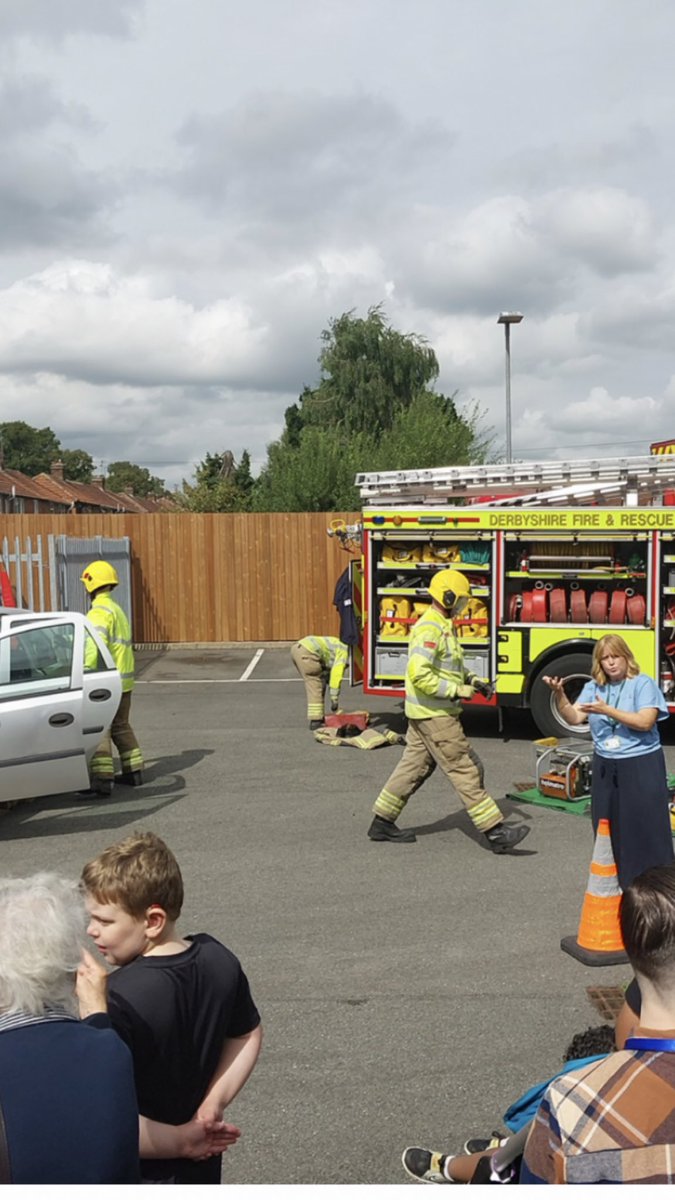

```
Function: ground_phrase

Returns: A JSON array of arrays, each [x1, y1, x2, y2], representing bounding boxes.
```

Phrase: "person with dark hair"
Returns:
[[521, 864, 675, 1184], [544, 633, 673, 888]]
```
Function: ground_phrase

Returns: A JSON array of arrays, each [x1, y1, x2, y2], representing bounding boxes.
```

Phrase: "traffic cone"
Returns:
[[561, 818, 628, 966], [0, 567, 15, 607]]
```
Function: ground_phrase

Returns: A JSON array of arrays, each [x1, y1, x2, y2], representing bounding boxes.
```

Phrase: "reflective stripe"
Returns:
[[467, 795, 503, 831]]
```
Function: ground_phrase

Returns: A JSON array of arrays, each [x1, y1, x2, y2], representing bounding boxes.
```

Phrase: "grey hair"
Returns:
[[0, 873, 86, 1016]]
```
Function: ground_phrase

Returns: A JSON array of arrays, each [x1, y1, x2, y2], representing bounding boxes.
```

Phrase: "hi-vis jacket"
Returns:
[[299, 635, 349, 699], [405, 607, 466, 719], [85, 593, 135, 693]]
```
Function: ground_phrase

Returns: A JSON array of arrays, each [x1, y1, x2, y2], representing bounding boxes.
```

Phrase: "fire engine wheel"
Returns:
[[529, 653, 593, 739]]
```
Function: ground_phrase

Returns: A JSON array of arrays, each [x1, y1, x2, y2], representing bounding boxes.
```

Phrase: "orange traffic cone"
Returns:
[[0, 567, 15, 607], [561, 818, 628, 966]]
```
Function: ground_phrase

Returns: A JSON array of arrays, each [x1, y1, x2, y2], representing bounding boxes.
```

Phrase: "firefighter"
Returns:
[[368, 568, 530, 852], [81, 560, 144, 795], [291, 635, 350, 730]]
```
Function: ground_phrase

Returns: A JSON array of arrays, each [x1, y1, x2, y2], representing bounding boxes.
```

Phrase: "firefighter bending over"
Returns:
[[291, 635, 349, 730], [81, 560, 144, 796], [368, 569, 530, 852]]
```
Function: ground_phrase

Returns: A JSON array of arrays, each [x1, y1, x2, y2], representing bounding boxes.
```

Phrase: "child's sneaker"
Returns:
[[461, 1131, 507, 1154], [401, 1146, 455, 1183]]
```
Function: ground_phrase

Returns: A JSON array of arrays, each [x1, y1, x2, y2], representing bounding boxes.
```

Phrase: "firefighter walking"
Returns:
[[368, 568, 530, 852], [291, 635, 349, 729], [81, 560, 144, 795]]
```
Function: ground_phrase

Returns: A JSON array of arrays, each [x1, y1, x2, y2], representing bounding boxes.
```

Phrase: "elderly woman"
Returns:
[[0, 873, 238, 1184], [544, 633, 674, 889]]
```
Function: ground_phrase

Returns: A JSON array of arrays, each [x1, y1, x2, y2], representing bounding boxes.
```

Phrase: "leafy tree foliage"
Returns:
[[105, 460, 165, 497], [61, 448, 94, 483], [0, 421, 62, 475], [178, 449, 255, 512], [255, 307, 490, 510]]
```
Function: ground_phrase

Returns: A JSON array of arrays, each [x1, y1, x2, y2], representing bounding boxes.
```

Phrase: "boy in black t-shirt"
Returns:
[[77, 831, 262, 1184]]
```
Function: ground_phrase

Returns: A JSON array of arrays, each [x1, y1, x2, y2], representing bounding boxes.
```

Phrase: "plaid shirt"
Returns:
[[521, 1033, 675, 1184]]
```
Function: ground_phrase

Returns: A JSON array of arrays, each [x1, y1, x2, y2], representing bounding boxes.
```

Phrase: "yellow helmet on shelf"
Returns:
[[80, 560, 119, 593]]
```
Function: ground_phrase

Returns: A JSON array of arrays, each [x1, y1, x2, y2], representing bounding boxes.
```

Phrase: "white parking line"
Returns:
[[239, 648, 265, 681], [137, 678, 301, 684]]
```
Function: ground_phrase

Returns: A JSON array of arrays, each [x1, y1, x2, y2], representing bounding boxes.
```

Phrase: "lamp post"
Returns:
[[497, 312, 523, 464]]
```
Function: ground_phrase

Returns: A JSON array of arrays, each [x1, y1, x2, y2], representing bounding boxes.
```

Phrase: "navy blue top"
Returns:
[[0, 1016, 140, 1184]]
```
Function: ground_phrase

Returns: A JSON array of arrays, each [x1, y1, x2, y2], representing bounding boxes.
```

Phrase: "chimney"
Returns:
[[92, 474, 105, 487], [50, 460, 65, 482]]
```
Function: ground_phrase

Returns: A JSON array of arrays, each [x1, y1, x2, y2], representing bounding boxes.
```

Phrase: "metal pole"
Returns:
[[504, 322, 512, 464]]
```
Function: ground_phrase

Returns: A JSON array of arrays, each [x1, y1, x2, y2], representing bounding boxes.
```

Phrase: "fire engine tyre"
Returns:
[[529, 653, 594, 739]]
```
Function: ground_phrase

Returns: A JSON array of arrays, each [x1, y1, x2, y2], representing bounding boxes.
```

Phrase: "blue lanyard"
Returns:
[[625, 1037, 675, 1051], [606, 679, 626, 731]]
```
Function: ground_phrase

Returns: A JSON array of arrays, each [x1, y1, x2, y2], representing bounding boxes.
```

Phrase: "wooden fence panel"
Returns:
[[0, 513, 360, 644]]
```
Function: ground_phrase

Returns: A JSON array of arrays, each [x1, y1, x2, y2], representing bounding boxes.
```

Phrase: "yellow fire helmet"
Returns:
[[427, 567, 472, 615], [81, 560, 119, 593]]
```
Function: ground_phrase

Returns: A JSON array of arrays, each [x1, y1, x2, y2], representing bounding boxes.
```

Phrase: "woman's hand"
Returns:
[[578, 694, 611, 716], [542, 675, 565, 694], [76, 947, 109, 1017]]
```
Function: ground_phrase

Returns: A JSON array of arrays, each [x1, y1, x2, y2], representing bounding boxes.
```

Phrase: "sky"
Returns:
[[2, 0, 675, 489]]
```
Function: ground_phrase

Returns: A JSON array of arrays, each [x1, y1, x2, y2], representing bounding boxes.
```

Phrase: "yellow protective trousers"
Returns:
[[291, 642, 327, 720], [373, 715, 503, 832], [90, 691, 144, 781]]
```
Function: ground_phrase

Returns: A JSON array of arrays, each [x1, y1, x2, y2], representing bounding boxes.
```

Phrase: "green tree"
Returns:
[[289, 304, 439, 441], [106, 461, 165, 497], [0, 421, 61, 475], [233, 449, 254, 497], [256, 306, 491, 511], [178, 449, 256, 512], [61, 448, 94, 483]]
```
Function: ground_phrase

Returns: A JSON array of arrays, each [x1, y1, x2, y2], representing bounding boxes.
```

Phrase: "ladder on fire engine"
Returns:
[[355, 454, 675, 508]]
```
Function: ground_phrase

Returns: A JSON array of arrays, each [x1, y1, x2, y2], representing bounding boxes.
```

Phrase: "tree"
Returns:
[[286, 304, 439, 442], [0, 421, 61, 475], [178, 449, 256, 512], [105, 461, 165, 497], [256, 306, 491, 511], [61, 448, 94, 483]]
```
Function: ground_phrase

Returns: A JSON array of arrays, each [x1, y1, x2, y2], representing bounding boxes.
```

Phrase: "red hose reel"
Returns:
[[508, 584, 646, 625]]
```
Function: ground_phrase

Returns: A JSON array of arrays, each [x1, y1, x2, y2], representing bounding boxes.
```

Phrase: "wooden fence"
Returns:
[[0, 513, 361, 644]]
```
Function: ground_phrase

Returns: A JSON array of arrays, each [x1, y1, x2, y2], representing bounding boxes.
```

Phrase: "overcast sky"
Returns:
[[2, 0, 675, 487]]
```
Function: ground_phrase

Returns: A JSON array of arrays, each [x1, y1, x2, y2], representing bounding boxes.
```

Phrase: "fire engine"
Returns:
[[339, 447, 675, 738]]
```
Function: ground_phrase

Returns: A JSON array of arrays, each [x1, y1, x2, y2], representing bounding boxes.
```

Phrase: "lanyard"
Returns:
[[606, 679, 626, 731], [625, 1037, 675, 1051]]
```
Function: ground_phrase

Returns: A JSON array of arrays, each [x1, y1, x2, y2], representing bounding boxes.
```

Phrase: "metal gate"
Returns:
[[54, 536, 132, 624], [0, 533, 132, 623]]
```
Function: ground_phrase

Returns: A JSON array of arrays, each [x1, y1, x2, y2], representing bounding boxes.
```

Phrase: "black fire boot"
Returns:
[[116, 771, 144, 787], [367, 815, 417, 843], [309, 720, 323, 731], [484, 822, 530, 854]]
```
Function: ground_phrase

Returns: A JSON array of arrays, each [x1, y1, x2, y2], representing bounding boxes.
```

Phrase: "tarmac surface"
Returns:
[[3, 645, 674, 1186]]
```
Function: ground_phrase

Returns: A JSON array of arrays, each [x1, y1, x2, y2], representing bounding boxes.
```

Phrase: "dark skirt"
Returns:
[[592, 748, 674, 890]]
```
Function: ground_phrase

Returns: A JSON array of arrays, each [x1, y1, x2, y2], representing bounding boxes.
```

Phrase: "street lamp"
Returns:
[[497, 312, 523, 464]]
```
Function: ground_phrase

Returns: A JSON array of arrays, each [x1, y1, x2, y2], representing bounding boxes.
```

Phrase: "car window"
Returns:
[[0, 624, 75, 700]]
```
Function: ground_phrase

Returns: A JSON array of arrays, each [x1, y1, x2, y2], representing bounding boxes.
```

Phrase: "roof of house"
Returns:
[[0, 469, 69, 504], [33, 473, 128, 511]]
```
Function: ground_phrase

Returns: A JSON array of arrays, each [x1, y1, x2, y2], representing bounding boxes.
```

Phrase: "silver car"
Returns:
[[0, 607, 122, 802]]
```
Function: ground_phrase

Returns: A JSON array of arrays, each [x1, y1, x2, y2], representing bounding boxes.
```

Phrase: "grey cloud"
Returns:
[[0, 76, 98, 140], [493, 125, 659, 194], [172, 91, 453, 239], [0, 0, 144, 42], [0, 147, 116, 251]]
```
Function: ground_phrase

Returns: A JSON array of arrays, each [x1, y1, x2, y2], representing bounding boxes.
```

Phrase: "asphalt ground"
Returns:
[[3, 645, 675, 1186]]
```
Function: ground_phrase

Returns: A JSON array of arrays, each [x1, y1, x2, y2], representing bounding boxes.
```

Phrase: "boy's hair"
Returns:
[[563, 1024, 615, 1062], [620, 864, 675, 982], [81, 831, 184, 920]]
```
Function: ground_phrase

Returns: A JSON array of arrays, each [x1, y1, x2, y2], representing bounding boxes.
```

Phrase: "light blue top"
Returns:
[[578, 672, 669, 759]]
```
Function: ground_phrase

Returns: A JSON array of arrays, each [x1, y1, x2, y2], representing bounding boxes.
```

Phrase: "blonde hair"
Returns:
[[0, 873, 85, 1015], [81, 831, 183, 920], [591, 634, 640, 685]]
